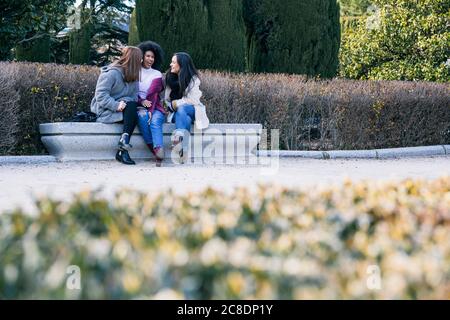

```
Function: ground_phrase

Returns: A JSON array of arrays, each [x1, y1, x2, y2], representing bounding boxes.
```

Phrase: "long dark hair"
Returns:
[[166, 52, 199, 96], [138, 40, 164, 71]]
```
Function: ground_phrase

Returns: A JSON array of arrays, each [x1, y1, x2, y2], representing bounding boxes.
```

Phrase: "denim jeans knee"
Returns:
[[137, 108, 153, 145], [149, 110, 165, 148], [174, 104, 195, 134]]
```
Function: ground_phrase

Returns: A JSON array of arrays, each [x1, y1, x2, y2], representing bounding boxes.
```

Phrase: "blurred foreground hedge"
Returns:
[[0, 61, 449, 155], [1, 177, 449, 299]]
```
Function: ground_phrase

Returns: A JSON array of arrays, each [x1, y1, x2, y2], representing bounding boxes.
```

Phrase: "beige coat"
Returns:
[[163, 76, 210, 130]]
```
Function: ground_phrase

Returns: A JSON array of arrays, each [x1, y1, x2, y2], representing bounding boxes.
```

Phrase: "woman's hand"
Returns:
[[164, 100, 175, 113], [117, 101, 127, 112], [142, 99, 152, 109]]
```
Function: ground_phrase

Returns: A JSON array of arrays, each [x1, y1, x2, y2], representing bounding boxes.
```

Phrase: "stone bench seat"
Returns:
[[39, 122, 262, 163]]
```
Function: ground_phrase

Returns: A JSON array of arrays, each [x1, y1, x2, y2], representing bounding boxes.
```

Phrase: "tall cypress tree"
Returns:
[[136, 0, 245, 71], [15, 35, 51, 63], [136, 0, 340, 75], [244, 0, 341, 77], [202, 0, 246, 71], [69, 22, 93, 65], [136, 0, 207, 69], [128, 9, 140, 46]]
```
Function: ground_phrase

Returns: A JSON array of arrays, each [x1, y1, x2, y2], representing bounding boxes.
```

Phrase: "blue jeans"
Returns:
[[173, 104, 195, 136], [137, 108, 165, 148]]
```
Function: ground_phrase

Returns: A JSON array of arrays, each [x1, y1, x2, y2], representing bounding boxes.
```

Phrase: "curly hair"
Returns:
[[138, 41, 164, 71]]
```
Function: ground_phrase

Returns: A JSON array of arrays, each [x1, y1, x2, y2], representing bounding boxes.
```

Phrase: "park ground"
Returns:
[[0, 156, 449, 214]]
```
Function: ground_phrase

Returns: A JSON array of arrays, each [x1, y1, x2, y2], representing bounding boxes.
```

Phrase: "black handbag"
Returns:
[[69, 111, 98, 122]]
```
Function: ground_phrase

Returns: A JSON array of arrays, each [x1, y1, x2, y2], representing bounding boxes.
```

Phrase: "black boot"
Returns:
[[118, 133, 132, 150], [115, 149, 136, 165]]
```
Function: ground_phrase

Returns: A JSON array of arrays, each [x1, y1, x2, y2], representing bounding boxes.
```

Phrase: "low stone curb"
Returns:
[[258, 145, 449, 160], [1, 145, 448, 164], [0, 156, 57, 165]]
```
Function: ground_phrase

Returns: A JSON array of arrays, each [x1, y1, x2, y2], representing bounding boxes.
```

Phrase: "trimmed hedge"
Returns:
[[0, 62, 99, 155], [0, 61, 449, 155], [0, 63, 20, 153], [1, 177, 449, 299]]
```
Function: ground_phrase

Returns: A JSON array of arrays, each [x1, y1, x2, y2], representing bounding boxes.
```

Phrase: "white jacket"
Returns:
[[164, 76, 210, 130]]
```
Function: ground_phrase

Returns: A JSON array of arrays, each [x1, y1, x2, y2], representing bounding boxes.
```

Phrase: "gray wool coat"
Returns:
[[90, 65, 138, 123]]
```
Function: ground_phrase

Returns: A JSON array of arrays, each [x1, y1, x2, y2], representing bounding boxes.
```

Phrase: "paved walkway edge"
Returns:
[[0, 145, 448, 164], [258, 145, 450, 159], [0, 156, 58, 164]]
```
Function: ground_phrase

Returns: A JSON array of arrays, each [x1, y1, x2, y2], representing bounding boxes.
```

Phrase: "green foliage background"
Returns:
[[339, 0, 450, 82], [0, 0, 72, 61]]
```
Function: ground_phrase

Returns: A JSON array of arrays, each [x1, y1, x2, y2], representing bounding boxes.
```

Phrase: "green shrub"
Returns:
[[339, 0, 450, 82], [338, 0, 372, 16], [338, 0, 372, 32], [0, 62, 448, 155], [1, 177, 449, 299]]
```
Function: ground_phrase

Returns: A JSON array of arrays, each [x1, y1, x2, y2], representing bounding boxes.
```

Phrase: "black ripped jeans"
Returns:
[[122, 101, 138, 136]]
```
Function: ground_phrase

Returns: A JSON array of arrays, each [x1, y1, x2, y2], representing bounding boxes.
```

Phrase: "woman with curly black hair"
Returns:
[[136, 41, 166, 166]]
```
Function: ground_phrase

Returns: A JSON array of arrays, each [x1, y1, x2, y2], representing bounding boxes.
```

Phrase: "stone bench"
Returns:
[[39, 122, 262, 163]]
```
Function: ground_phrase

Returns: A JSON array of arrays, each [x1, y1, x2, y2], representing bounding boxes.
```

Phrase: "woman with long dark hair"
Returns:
[[91, 46, 142, 165], [163, 52, 210, 162], [136, 41, 166, 166]]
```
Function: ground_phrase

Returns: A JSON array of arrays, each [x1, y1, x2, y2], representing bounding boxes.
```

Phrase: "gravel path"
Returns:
[[1, 156, 449, 214]]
